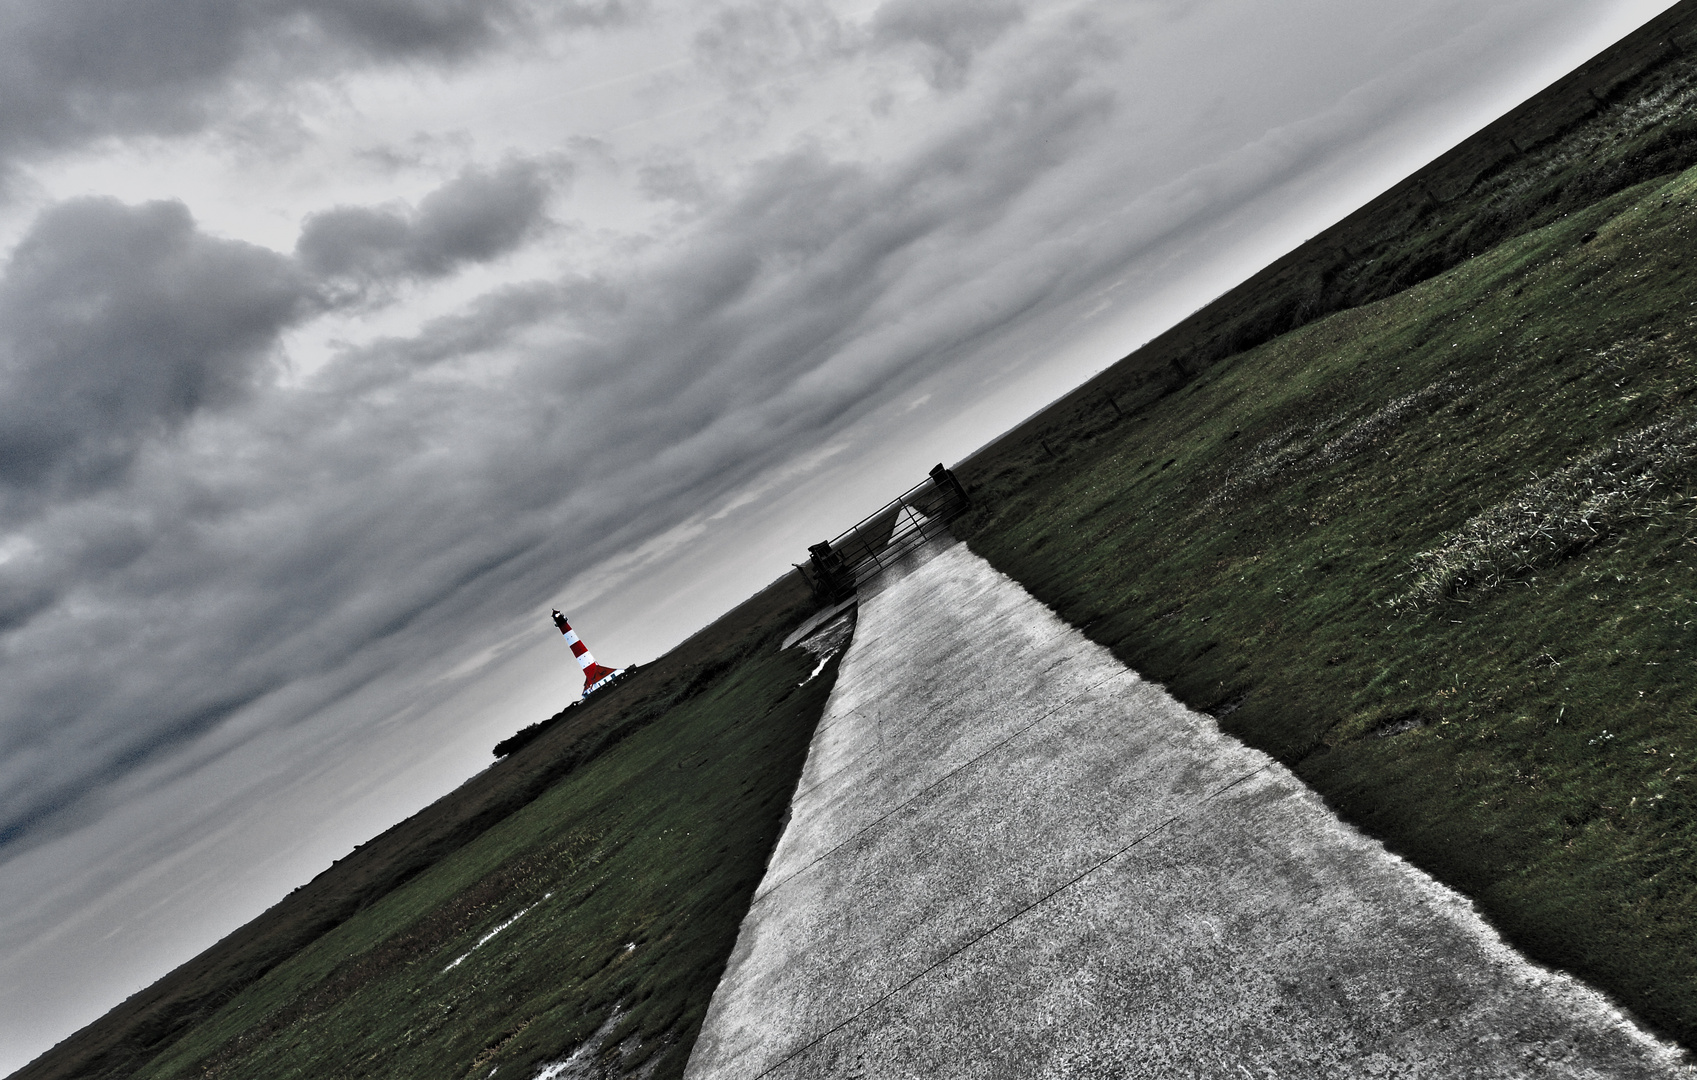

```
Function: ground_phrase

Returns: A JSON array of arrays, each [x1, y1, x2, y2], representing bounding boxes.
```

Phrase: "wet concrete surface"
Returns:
[[685, 538, 1692, 1079]]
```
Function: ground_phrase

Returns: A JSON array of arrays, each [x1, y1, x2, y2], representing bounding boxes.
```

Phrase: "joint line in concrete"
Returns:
[[748, 764, 1272, 1080], [756, 671, 1125, 905]]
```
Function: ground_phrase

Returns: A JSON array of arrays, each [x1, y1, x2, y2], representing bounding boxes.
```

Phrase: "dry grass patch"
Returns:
[[1396, 413, 1697, 608], [1203, 376, 1464, 510]]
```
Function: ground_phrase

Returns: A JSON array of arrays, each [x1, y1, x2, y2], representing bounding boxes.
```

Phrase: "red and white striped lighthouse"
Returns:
[[552, 609, 622, 696]]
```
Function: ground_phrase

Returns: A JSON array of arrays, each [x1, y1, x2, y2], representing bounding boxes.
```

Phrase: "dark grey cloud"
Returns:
[[693, 0, 854, 87], [0, 198, 310, 499], [294, 0, 529, 58], [871, 0, 1024, 90], [689, 0, 1026, 107], [0, 155, 574, 864], [296, 159, 556, 287], [637, 158, 716, 207], [0, 1, 629, 178], [331, 277, 622, 382], [0, 159, 557, 515]]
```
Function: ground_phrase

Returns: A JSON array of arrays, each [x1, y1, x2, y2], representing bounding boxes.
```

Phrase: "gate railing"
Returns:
[[797, 464, 971, 601]]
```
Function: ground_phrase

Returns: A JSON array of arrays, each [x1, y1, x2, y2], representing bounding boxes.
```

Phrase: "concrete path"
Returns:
[[685, 539, 1692, 1079]]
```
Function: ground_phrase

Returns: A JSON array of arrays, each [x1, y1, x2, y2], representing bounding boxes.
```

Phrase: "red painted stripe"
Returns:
[[570, 641, 588, 657], [581, 662, 618, 691]]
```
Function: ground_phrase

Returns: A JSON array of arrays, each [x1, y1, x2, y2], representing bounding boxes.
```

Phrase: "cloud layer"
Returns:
[[0, 199, 307, 499], [297, 159, 556, 285]]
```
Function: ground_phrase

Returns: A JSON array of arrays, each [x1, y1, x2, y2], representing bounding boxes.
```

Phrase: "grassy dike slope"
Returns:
[[1002, 2, 1697, 437], [957, 162, 1697, 1044], [16, 577, 841, 1080]]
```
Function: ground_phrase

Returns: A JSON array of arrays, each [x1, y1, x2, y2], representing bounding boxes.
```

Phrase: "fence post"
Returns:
[[929, 463, 970, 509]]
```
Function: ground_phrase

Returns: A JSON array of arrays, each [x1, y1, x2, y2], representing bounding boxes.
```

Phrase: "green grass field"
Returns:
[[115, 597, 841, 1080], [957, 164, 1697, 1045]]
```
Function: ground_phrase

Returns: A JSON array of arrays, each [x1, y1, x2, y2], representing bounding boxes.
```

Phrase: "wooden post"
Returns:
[[929, 463, 970, 510]]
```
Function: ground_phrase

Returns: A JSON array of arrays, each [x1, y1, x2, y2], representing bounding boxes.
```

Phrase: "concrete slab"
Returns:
[[686, 538, 1692, 1079], [783, 598, 860, 651]]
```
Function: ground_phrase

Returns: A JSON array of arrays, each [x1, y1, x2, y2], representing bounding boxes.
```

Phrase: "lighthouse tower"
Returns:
[[552, 610, 622, 696]]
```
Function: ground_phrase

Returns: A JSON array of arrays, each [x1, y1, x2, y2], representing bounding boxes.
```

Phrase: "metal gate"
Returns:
[[798, 464, 970, 601]]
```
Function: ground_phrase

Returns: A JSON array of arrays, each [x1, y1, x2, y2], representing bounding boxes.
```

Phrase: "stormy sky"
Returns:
[[0, 0, 1677, 1069]]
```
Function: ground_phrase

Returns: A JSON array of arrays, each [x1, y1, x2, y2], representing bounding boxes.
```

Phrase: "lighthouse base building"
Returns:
[[551, 609, 624, 697]]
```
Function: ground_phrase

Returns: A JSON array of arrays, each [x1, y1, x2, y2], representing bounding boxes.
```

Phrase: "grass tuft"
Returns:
[[1397, 414, 1697, 608]]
